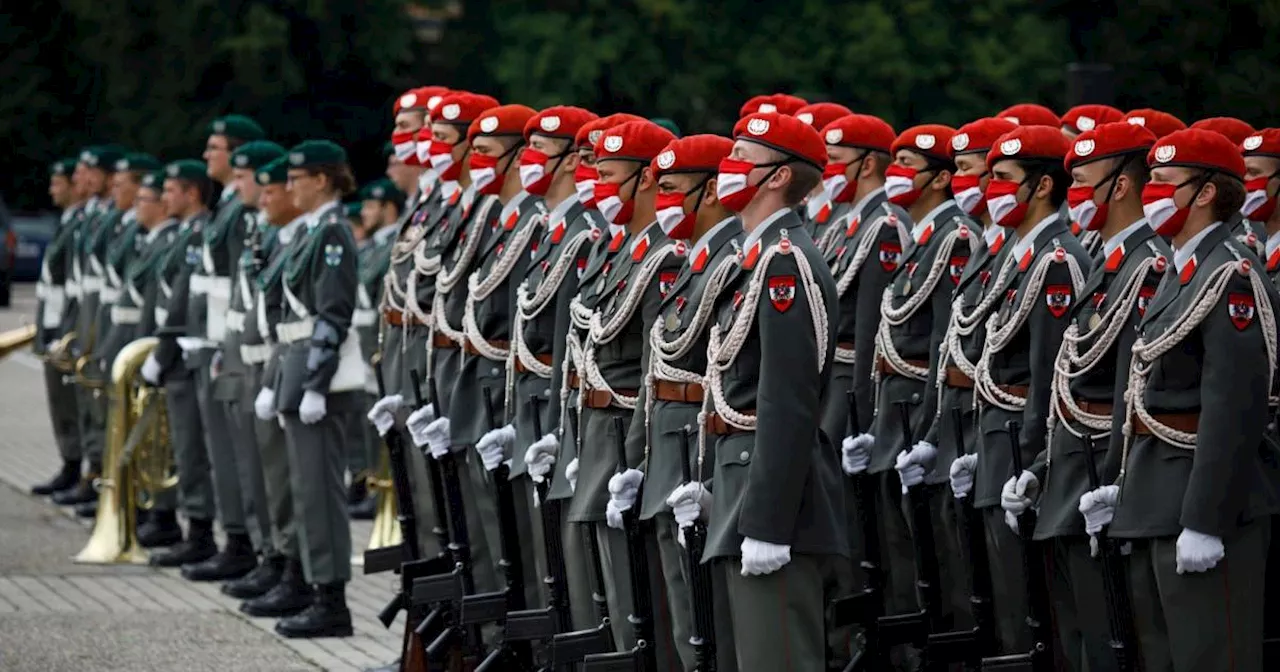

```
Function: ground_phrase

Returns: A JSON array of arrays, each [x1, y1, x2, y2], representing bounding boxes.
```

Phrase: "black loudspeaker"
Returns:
[[1066, 63, 1115, 107]]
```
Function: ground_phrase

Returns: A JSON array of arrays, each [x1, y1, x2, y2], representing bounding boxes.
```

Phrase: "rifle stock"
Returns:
[[1082, 433, 1136, 672], [679, 424, 717, 671]]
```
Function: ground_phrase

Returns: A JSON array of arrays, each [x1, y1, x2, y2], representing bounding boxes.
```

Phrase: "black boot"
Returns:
[[137, 510, 183, 548], [149, 518, 217, 567], [50, 472, 98, 506], [275, 582, 353, 639], [31, 460, 80, 496], [222, 554, 284, 599], [241, 558, 311, 617], [348, 495, 377, 521], [74, 498, 98, 519], [181, 532, 257, 581]]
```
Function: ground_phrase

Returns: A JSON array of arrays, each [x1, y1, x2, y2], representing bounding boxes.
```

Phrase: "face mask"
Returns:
[[1141, 181, 1194, 237], [822, 162, 854, 203], [593, 172, 639, 224], [717, 157, 783, 213], [654, 180, 708, 240], [950, 174, 986, 216], [468, 154, 501, 195], [1067, 185, 1107, 232], [392, 131, 416, 163], [1243, 176, 1278, 222], [518, 148, 553, 195], [985, 178, 1029, 228], [884, 165, 927, 207], [428, 141, 461, 181], [414, 129, 433, 166], [574, 164, 598, 207]]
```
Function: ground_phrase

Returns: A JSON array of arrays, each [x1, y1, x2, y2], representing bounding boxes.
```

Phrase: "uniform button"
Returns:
[[543, 389, 551, 398], [491, 367, 500, 376], [739, 451, 750, 461]]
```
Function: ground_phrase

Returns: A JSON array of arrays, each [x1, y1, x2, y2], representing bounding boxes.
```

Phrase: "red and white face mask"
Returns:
[[518, 148, 554, 196], [428, 141, 461, 181], [1067, 185, 1108, 232], [822, 162, 855, 203], [1142, 181, 1195, 237], [1242, 176, 1278, 222], [593, 171, 639, 225], [392, 131, 416, 163], [950, 173, 986, 216], [655, 191, 694, 239], [716, 158, 772, 212], [414, 129, 433, 166], [574, 164, 598, 207], [468, 154, 502, 195], [884, 165, 926, 207], [985, 178, 1029, 228]]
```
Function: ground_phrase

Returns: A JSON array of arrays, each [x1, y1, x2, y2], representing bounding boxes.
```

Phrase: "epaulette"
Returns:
[[953, 217, 971, 240], [1224, 243, 1253, 276]]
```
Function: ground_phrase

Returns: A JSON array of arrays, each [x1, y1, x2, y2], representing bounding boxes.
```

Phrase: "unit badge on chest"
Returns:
[[879, 241, 902, 272], [659, 271, 677, 298], [1228, 292, 1256, 330], [324, 244, 343, 266], [664, 310, 680, 332], [1045, 284, 1072, 318], [768, 275, 796, 313], [948, 256, 967, 284], [1137, 286, 1156, 318]]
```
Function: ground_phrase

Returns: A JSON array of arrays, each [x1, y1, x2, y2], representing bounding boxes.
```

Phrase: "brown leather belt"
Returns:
[[432, 332, 458, 349], [1057, 398, 1113, 423], [383, 308, 427, 327], [1132, 412, 1200, 436], [582, 387, 638, 409], [876, 357, 929, 376], [997, 383, 1030, 398], [944, 366, 974, 389], [704, 411, 755, 436], [463, 339, 510, 357], [567, 371, 581, 390], [653, 379, 704, 403], [514, 353, 553, 374], [837, 341, 855, 351]]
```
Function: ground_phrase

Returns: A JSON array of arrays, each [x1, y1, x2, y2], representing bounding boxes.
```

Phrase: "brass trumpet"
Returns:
[[0, 324, 36, 359]]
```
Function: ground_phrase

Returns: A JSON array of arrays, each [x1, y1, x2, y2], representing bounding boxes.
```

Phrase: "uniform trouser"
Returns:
[[74, 382, 107, 467], [874, 469, 918, 617], [1127, 519, 1269, 672], [282, 411, 352, 584], [565, 519, 599, 630], [164, 373, 215, 520], [227, 383, 274, 555], [402, 431, 443, 560], [344, 393, 376, 478], [721, 553, 831, 672], [196, 357, 247, 535], [929, 483, 972, 628], [253, 404, 297, 559], [647, 514, 696, 671], [593, 521, 637, 650], [511, 476, 544, 610], [449, 446, 498, 593], [43, 362, 83, 462], [982, 505, 1031, 653], [1046, 536, 1115, 672]]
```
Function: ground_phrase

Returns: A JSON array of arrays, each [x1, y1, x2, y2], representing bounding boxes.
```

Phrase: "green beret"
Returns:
[[50, 158, 78, 177], [383, 141, 395, 158], [256, 156, 289, 185], [231, 140, 286, 171], [79, 145, 127, 170], [344, 202, 362, 219], [116, 153, 162, 173], [359, 178, 405, 205], [139, 171, 166, 190], [209, 114, 265, 141], [286, 140, 348, 168], [650, 117, 681, 138], [164, 159, 208, 183]]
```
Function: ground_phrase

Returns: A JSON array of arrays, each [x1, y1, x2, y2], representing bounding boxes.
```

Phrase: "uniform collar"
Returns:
[[982, 224, 1005, 251], [742, 206, 793, 253], [608, 222, 626, 238], [144, 218, 177, 242], [278, 214, 308, 245], [690, 216, 738, 266], [1009, 212, 1059, 262], [913, 199, 956, 241], [417, 169, 438, 198], [122, 207, 138, 224], [180, 210, 207, 229], [1101, 217, 1150, 266], [805, 190, 832, 220], [306, 199, 341, 230], [629, 220, 661, 256], [219, 182, 237, 204], [546, 194, 578, 229], [1266, 228, 1280, 260], [499, 190, 529, 227], [440, 180, 461, 204], [849, 186, 885, 224], [1174, 221, 1222, 273]]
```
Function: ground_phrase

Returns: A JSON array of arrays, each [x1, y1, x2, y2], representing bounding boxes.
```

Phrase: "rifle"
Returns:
[[980, 420, 1051, 671], [367, 365, 453, 672], [580, 416, 657, 672], [829, 390, 888, 671], [678, 423, 717, 671], [923, 407, 995, 668], [1082, 433, 1136, 672]]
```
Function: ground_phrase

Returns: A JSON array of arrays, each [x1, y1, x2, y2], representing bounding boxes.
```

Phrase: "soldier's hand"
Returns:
[[254, 387, 277, 421], [1175, 528, 1225, 574], [524, 433, 559, 483], [667, 481, 711, 527], [405, 404, 438, 446], [476, 424, 516, 471], [740, 537, 791, 576], [422, 417, 452, 458], [605, 499, 626, 530], [1078, 484, 1119, 536], [949, 453, 978, 499], [299, 390, 327, 425], [895, 441, 938, 491], [607, 468, 644, 522], [565, 457, 579, 492], [1001, 470, 1039, 514], [140, 353, 162, 386], [1004, 509, 1020, 534], [841, 433, 874, 475], [367, 394, 405, 436]]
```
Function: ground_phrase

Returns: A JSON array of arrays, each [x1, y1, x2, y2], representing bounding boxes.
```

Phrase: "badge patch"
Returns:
[[1228, 292, 1256, 330], [915, 134, 936, 150], [324, 243, 343, 266], [604, 135, 624, 152], [675, 295, 688, 314], [540, 116, 562, 132], [826, 129, 844, 145], [1244, 135, 1264, 151], [747, 118, 770, 136], [659, 271, 677, 297], [1137, 286, 1156, 317], [1000, 138, 1022, 156], [576, 258, 587, 278], [1154, 145, 1176, 163], [1045, 284, 1072, 318], [480, 116, 499, 133], [879, 241, 902, 272], [185, 245, 200, 266], [656, 150, 676, 170], [1074, 139, 1095, 157], [951, 133, 970, 151], [797, 112, 814, 125], [948, 255, 967, 284], [768, 276, 796, 313]]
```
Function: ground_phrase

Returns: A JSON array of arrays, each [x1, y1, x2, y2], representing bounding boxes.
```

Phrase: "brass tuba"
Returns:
[[0, 324, 36, 359], [45, 330, 79, 373], [75, 337, 175, 564], [364, 446, 403, 554]]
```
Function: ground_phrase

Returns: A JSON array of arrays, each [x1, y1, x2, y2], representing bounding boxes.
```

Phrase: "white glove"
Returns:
[[606, 499, 626, 530], [949, 454, 978, 499], [841, 433, 874, 475], [608, 468, 644, 517], [254, 387, 276, 421], [566, 458, 579, 493], [1001, 470, 1040, 515], [141, 353, 161, 385], [210, 350, 223, 378], [406, 403, 438, 447], [1078, 484, 1120, 536], [476, 424, 516, 472], [740, 537, 792, 576], [367, 394, 404, 437], [1004, 509, 1020, 533], [667, 481, 711, 527], [895, 441, 938, 490], [422, 417, 452, 459], [299, 389, 327, 425], [524, 433, 559, 483], [1176, 528, 1225, 574]]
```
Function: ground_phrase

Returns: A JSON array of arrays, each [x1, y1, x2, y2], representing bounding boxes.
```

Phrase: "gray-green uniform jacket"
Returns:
[[78, 203, 125, 377], [1230, 212, 1267, 259], [257, 218, 309, 392], [34, 205, 85, 355], [1030, 222, 1169, 540], [92, 213, 144, 376], [356, 224, 397, 367], [68, 199, 109, 351], [215, 209, 270, 402], [1110, 223, 1280, 540], [152, 212, 211, 378], [99, 220, 180, 358], [701, 210, 845, 560], [802, 193, 851, 252]]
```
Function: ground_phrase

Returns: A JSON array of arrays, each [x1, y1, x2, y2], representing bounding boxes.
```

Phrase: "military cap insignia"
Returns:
[[1245, 135, 1264, 151], [604, 135, 624, 152], [427, 95, 443, 110], [656, 150, 676, 170], [768, 275, 796, 312], [758, 103, 778, 113], [213, 120, 228, 133], [1045, 284, 1072, 318], [480, 116, 499, 133], [948, 255, 967, 284], [747, 119, 770, 136], [1228, 292, 1256, 330], [1137, 286, 1156, 317], [540, 116, 562, 132], [289, 152, 305, 166], [1074, 139, 1095, 157], [400, 93, 418, 109], [915, 134, 936, 150], [143, 175, 158, 187], [372, 186, 385, 199], [1005, 116, 1021, 125], [589, 130, 604, 145], [1000, 138, 1022, 156], [324, 243, 343, 266], [166, 164, 181, 177], [1077, 115, 1096, 131], [1154, 145, 1176, 163], [257, 171, 269, 185], [951, 133, 970, 151], [1127, 117, 1146, 127], [826, 129, 844, 145], [115, 159, 129, 171], [235, 154, 249, 167], [83, 152, 98, 166], [797, 112, 814, 126], [878, 241, 901, 272], [442, 103, 461, 120]]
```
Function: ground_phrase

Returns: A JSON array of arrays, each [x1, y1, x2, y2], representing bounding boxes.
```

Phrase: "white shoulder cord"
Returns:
[[818, 212, 850, 255], [832, 212, 892, 364], [509, 230, 595, 382], [871, 227, 965, 384], [1120, 259, 1277, 475], [436, 197, 499, 296], [973, 245, 1087, 412], [462, 212, 545, 363]]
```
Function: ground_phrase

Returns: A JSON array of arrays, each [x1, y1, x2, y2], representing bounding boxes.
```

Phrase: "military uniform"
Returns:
[[75, 191, 123, 481], [350, 222, 397, 482], [35, 195, 85, 478]]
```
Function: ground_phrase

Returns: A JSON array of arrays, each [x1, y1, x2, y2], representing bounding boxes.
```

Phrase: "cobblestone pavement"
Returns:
[[0, 284, 402, 671]]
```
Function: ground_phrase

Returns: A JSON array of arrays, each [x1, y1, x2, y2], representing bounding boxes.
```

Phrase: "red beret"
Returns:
[[951, 117, 1018, 155], [819, 114, 896, 154], [394, 86, 450, 115], [431, 92, 500, 125], [733, 112, 827, 169], [794, 103, 854, 131], [1146, 128, 1246, 180], [1190, 117, 1257, 145], [986, 125, 1071, 170], [891, 124, 957, 164], [739, 94, 808, 118], [651, 134, 735, 176], [525, 106, 598, 142], [1242, 129, 1280, 159], [1061, 104, 1124, 134], [997, 103, 1061, 128], [594, 121, 677, 164], [1064, 122, 1157, 170], [575, 113, 646, 149], [468, 104, 537, 142], [1123, 109, 1186, 139]]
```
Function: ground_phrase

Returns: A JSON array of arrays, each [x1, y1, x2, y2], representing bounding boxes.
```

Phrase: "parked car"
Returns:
[[10, 212, 57, 283], [0, 201, 13, 307]]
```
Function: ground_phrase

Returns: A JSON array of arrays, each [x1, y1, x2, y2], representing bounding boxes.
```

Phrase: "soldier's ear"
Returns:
[[561, 152, 580, 174], [1112, 174, 1132, 202], [931, 168, 953, 192], [1033, 173, 1054, 201], [1194, 180, 1218, 209], [703, 177, 719, 207], [768, 164, 793, 192], [638, 166, 656, 192]]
